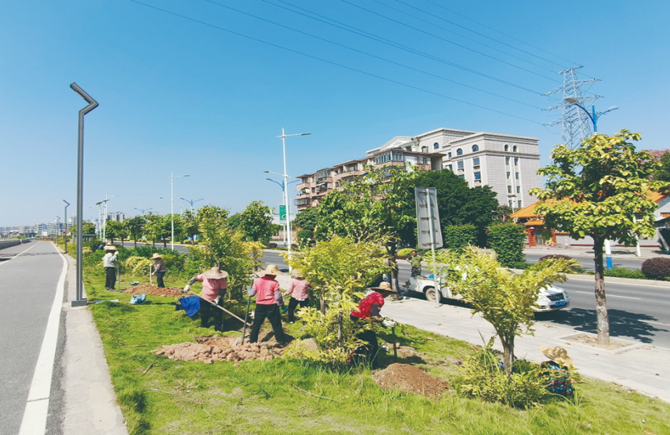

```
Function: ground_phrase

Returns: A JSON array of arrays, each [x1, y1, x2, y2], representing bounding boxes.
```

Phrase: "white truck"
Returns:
[[401, 274, 570, 312]]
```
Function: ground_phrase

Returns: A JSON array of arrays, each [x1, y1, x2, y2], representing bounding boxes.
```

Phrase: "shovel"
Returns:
[[185, 290, 252, 328]]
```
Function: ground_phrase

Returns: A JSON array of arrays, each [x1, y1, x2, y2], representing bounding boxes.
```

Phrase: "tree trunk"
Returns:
[[163, 238, 167, 248], [133, 238, 137, 248], [593, 235, 611, 345], [501, 335, 514, 375], [320, 297, 326, 315], [152, 239, 156, 248], [337, 312, 343, 348]]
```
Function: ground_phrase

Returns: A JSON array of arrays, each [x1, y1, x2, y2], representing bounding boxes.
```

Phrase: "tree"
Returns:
[[530, 130, 668, 344], [143, 213, 163, 248], [237, 200, 275, 245], [105, 221, 123, 244], [124, 215, 147, 248], [436, 247, 572, 373], [71, 222, 96, 236], [293, 207, 319, 232], [652, 151, 670, 183], [181, 210, 200, 242], [487, 223, 527, 267]]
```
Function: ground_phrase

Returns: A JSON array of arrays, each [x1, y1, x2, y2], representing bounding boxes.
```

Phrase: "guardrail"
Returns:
[[0, 238, 32, 250]]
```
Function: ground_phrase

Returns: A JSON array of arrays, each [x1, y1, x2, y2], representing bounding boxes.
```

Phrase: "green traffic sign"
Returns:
[[279, 205, 287, 222]]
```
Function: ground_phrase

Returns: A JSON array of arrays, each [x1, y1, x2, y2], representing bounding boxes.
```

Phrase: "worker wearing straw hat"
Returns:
[[184, 267, 228, 332], [102, 245, 119, 290], [248, 264, 287, 344], [284, 269, 310, 324], [150, 253, 166, 288]]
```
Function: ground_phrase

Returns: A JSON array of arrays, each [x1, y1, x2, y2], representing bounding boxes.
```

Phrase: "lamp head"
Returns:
[[264, 171, 269, 173], [564, 98, 579, 104]]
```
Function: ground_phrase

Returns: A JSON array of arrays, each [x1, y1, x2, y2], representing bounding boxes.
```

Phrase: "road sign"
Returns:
[[279, 205, 287, 222], [415, 187, 443, 250]]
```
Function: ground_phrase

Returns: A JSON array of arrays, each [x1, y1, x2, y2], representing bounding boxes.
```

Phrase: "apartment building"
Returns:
[[295, 127, 541, 211]]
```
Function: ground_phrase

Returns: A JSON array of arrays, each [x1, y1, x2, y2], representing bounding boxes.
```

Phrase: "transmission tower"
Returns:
[[543, 66, 601, 149]]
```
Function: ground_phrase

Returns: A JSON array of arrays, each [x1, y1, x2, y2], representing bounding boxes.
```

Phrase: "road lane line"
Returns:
[[573, 290, 640, 300], [18, 244, 67, 435], [0, 242, 40, 267]]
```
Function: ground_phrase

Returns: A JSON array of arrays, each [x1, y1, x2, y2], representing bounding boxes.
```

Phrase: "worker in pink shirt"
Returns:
[[284, 269, 310, 324], [248, 264, 287, 344], [183, 266, 228, 332]]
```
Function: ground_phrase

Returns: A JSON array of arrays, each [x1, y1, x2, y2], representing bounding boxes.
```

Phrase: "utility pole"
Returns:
[[63, 200, 70, 253]]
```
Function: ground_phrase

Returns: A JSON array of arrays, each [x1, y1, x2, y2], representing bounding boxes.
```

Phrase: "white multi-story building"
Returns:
[[296, 127, 542, 210]]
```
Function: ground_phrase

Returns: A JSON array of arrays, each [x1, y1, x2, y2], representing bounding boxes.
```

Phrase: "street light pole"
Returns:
[[170, 173, 189, 250], [266, 177, 299, 247], [70, 82, 98, 307], [180, 197, 204, 214], [134, 207, 152, 215], [63, 200, 70, 253]]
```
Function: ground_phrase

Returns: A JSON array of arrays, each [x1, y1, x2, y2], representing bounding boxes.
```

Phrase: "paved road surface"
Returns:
[[260, 250, 670, 347], [525, 251, 647, 272], [0, 241, 64, 434]]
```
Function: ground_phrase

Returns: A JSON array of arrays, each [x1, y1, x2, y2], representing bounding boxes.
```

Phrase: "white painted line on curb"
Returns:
[[573, 290, 640, 300], [18, 244, 67, 435], [0, 242, 40, 267]]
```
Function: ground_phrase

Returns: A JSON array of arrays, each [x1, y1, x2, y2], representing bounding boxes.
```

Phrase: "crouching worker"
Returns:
[[350, 281, 397, 368], [183, 267, 228, 332], [248, 264, 287, 344]]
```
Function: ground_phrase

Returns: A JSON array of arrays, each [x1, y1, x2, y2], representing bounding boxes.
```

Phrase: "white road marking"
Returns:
[[18, 244, 67, 435], [573, 290, 640, 300], [0, 242, 40, 267]]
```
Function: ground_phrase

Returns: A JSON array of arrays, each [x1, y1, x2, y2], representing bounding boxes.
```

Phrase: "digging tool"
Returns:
[[185, 290, 252, 328], [241, 294, 252, 344], [392, 325, 398, 362], [149, 264, 153, 286]]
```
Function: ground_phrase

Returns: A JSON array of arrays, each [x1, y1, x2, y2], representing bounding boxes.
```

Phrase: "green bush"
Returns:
[[397, 248, 415, 258], [454, 344, 548, 409], [297, 229, 313, 248], [604, 267, 646, 279], [443, 224, 477, 252], [487, 223, 526, 267], [641, 257, 670, 280]]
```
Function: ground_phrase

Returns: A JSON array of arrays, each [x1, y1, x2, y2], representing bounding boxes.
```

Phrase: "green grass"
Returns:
[[85, 272, 670, 435]]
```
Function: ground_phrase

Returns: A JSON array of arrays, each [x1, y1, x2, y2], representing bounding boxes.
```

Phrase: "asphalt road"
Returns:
[[261, 250, 670, 348], [525, 251, 647, 272], [0, 241, 64, 435]]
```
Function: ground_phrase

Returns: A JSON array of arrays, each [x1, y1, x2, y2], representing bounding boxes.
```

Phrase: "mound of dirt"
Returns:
[[151, 339, 284, 364], [123, 283, 183, 297], [373, 363, 449, 399]]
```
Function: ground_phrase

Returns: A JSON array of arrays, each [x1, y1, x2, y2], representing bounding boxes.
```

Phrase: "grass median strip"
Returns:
[[85, 274, 670, 435]]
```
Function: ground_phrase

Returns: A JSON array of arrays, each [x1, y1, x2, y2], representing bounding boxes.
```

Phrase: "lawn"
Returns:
[[85, 272, 670, 435]]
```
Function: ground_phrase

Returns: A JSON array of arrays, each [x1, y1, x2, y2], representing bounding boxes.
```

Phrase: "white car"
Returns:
[[401, 276, 570, 312]]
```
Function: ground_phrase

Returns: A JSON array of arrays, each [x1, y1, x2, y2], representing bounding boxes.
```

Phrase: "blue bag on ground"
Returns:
[[176, 296, 201, 317], [130, 294, 147, 305]]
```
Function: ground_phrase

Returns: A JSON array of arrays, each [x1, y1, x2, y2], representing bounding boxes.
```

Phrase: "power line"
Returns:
[[204, 0, 543, 109], [261, 0, 543, 95], [337, 0, 560, 83], [130, 0, 543, 125]]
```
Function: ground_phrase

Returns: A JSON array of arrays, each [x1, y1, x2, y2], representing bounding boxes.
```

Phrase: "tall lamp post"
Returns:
[[273, 128, 310, 270], [265, 177, 299, 247], [70, 82, 98, 307], [564, 97, 620, 268], [63, 200, 70, 253], [180, 197, 204, 214], [170, 173, 189, 250]]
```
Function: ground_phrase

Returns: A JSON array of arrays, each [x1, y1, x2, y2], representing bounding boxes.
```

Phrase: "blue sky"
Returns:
[[1, 0, 668, 226]]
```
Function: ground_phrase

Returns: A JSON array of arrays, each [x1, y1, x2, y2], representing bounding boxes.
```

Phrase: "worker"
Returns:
[[284, 269, 310, 324], [248, 264, 287, 344], [103, 245, 119, 290], [183, 266, 228, 332], [150, 253, 166, 288], [410, 250, 422, 277], [350, 281, 397, 368]]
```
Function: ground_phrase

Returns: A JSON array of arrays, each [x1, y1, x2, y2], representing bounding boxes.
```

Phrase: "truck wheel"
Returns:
[[424, 287, 441, 303]]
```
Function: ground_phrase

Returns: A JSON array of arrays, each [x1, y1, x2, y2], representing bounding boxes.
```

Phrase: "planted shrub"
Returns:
[[604, 267, 646, 280], [641, 257, 670, 280], [487, 223, 526, 267], [539, 254, 572, 262], [397, 248, 415, 258], [444, 224, 477, 252]]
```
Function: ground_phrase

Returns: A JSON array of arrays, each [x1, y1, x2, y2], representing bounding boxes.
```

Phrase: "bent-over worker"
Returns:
[[284, 269, 310, 324], [184, 267, 228, 332], [248, 264, 287, 344], [350, 281, 397, 368], [102, 245, 119, 290], [150, 253, 166, 288]]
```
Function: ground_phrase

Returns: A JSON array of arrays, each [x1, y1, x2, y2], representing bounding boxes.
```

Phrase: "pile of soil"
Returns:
[[373, 363, 449, 399], [567, 333, 630, 350], [123, 283, 183, 297], [151, 337, 284, 364]]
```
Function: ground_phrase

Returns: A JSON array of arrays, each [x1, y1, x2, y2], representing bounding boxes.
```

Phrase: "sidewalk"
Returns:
[[60, 254, 128, 434]]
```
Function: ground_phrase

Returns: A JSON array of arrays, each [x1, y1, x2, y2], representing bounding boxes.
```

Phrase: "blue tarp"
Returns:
[[176, 296, 201, 317]]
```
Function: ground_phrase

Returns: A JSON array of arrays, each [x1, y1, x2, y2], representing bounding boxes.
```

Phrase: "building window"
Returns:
[[509, 200, 513, 207], [516, 186, 521, 194], [447, 164, 453, 171], [507, 186, 512, 193], [422, 146, 428, 153], [505, 156, 510, 164], [434, 142, 439, 149], [517, 200, 523, 208], [447, 152, 452, 159], [514, 157, 519, 165], [422, 157, 428, 164], [472, 144, 479, 152], [457, 160, 464, 169], [374, 151, 404, 165], [473, 157, 480, 166], [504, 144, 509, 151], [456, 148, 463, 156], [474, 171, 481, 180], [506, 171, 511, 179], [515, 172, 519, 180], [458, 174, 465, 179], [513, 145, 518, 152]]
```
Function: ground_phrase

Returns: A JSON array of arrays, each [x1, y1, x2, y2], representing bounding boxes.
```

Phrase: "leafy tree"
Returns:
[[487, 223, 527, 267], [293, 207, 319, 232], [124, 215, 147, 248], [104, 220, 123, 244], [493, 205, 514, 223], [237, 201, 274, 244], [530, 130, 668, 344], [143, 212, 163, 248], [653, 151, 670, 183], [436, 247, 572, 373], [71, 221, 96, 236], [443, 224, 477, 252], [181, 210, 200, 242]]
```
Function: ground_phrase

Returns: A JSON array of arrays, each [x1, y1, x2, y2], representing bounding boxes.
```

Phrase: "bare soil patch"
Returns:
[[566, 333, 630, 350], [151, 336, 285, 364], [373, 363, 449, 399], [123, 283, 183, 297]]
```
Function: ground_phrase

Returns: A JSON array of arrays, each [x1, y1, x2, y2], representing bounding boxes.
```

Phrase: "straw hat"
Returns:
[[292, 269, 304, 279], [371, 281, 397, 293], [539, 346, 574, 368], [104, 245, 117, 251], [202, 266, 229, 279], [150, 253, 163, 260], [260, 264, 283, 276]]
